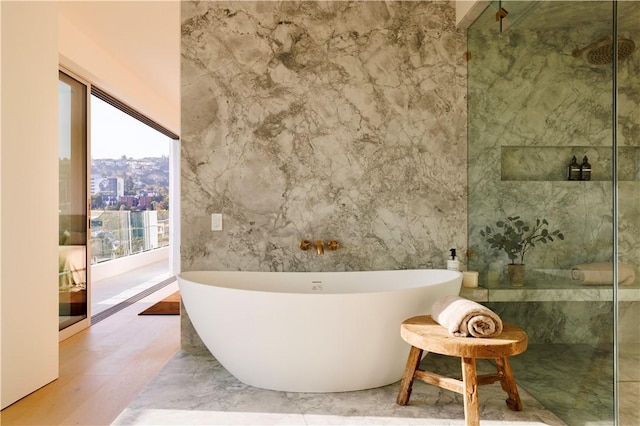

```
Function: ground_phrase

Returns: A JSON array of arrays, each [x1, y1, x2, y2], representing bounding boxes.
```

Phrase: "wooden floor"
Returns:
[[0, 282, 180, 426]]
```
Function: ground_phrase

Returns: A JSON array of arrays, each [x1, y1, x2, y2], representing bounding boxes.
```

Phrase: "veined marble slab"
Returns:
[[180, 1, 467, 274], [487, 287, 639, 303], [460, 266, 640, 302], [460, 284, 640, 303], [180, 0, 468, 353]]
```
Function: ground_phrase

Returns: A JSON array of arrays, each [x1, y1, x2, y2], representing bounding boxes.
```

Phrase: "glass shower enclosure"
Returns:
[[467, 1, 639, 424]]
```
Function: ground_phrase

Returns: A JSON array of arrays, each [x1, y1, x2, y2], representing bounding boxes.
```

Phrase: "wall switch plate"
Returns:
[[211, 213, 222, 231]]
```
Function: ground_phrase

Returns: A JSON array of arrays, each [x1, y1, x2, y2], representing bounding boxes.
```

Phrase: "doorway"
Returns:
[[89, 93, 174, 317], [58, 69, 179, 337]]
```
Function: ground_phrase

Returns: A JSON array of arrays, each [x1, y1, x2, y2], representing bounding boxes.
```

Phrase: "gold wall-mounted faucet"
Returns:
[[301, 239, 338, 254]]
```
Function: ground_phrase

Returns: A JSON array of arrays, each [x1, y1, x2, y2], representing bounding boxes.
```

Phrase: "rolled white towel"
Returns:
[[571, 262, 636, 286], [431, 295, 503, 338]]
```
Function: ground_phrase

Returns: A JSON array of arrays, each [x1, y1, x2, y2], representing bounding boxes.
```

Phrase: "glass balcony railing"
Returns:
[[90, 210, 169, 264]]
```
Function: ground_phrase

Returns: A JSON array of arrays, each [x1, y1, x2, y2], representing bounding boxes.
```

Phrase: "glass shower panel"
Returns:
[[467, 1, 615, 424], [616, 2, 640, 423], [59, 71, 88, 330], [486, 0, 543, 34]]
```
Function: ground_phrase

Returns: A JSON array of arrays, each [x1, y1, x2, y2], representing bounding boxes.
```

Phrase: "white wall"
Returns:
[[456, 0, 488, 29], [1, 1, 180, 408], [58, 6, 180, 135], [1, 1, 60, 409]]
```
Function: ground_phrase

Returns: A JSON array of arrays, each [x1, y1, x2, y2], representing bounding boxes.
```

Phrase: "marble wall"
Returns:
[[180, 1, 467, 350], [467, 3, 640, 284], [466, 2, 640, 344]]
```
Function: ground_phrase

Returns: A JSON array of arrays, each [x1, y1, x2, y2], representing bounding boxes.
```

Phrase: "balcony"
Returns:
[[90, 210, 172, 317], [90, 210, 169, 263]]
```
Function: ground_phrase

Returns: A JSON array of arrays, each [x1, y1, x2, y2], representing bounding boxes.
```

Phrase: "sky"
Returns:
[[90, 96, 171, 159]]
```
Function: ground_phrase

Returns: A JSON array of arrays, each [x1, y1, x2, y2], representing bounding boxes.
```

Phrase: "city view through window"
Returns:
[[90, 95, 171, 265]]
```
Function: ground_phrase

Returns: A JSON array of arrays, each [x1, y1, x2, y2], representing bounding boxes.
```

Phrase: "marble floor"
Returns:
[[511, 343, 640, 426], [113, 350, 566, 426]]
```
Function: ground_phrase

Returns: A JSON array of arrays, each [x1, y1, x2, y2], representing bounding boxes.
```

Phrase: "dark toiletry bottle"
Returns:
[[567, 156, 580, 181], [580, 156, 591, 181]]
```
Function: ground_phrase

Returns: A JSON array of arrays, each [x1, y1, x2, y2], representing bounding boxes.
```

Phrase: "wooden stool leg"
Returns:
[[461, 357, 480, 426], [396, 346, 423, 405], [495, 357, 523, 411]]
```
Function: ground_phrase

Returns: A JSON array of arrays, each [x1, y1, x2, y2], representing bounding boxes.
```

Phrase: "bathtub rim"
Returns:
[[178, 269, 463, 296]]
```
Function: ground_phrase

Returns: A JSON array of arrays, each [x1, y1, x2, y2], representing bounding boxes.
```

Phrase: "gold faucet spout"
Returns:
[[315, 240, 324, 255]]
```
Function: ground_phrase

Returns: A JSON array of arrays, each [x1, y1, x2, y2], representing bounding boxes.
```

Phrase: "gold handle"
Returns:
[[328, 240, 339, 251], [300, 240, 311, 251]]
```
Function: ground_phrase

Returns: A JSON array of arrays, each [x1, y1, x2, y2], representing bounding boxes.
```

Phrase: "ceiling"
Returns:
[[57, 1, 637, 111], [58, 1, 180, 110]]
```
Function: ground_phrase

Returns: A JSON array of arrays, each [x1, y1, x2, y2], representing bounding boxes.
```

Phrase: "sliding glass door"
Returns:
[[58, 70, 89, 331]]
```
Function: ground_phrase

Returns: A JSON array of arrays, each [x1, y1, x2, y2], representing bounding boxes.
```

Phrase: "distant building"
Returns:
[[98, 177, 124, 197], [90, 174, 103, 195], [119, 194, 154, 210], [138, 195, 154, 209], [91, 157, 168, 209], [120, 195, 138, 208], [95, 177, 124, 206]]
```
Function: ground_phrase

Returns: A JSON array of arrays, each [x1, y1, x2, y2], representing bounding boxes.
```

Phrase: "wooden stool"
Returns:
[[396, 315, 528, 426]]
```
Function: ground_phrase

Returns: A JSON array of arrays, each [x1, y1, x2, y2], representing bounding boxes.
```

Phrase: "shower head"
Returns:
[[572, 36, 635, 65]]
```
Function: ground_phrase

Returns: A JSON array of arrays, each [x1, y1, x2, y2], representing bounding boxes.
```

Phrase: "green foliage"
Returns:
[[480, 216, 564, 265]]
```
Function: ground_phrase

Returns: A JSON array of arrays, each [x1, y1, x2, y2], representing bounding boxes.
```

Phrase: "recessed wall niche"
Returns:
[[500, 146, 640, 181]]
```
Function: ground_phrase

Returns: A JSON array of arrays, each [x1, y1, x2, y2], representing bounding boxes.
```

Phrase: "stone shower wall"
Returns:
[[467, 4, 640, 344], [180, 1, 467, 350], [468, 21, 640, 283]]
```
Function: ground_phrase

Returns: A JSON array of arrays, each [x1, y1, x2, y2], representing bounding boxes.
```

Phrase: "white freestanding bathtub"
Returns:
[[178, 269, 462, 393]]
